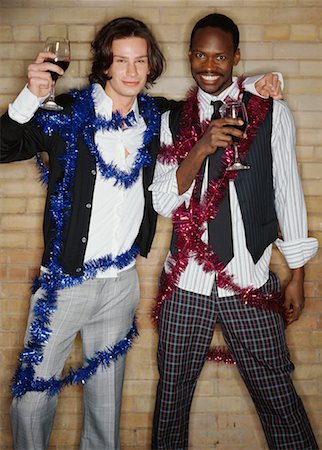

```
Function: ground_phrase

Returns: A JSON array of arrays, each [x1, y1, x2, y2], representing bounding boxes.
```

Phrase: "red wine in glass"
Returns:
[[45, 59, 70, 82], [232, 116, 248, 141], [220, 101, 250, 171], [40, 37, 70, 111]]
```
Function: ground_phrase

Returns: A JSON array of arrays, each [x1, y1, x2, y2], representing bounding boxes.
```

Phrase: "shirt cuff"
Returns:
[[275, 237, 318, 268], [8, 85, 47, 124], [243, 72, 284, 98]]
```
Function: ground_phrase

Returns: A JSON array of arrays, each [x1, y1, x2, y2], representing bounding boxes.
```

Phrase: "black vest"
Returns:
[[168, 92, 278, 264], [134, 97, 181, 256]]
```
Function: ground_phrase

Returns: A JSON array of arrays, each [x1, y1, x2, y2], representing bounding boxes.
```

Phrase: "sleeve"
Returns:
[[8, 85, 48, 124], [148, 110, 195, 218], [243, 72, 284, 98], [0, 91, 50, 163], [272, 100, 318, 267]]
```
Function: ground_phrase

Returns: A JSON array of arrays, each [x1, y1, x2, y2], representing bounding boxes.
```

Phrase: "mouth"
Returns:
[[123, 80, 140, 86], [199, 74, 221, 82]]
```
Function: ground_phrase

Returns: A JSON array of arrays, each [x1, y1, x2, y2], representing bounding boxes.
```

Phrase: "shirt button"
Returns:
[[81, 237, 87, 243], [86, 203, 92, 209], [91, 169, 96, 176], [75, 267, 82, 273]]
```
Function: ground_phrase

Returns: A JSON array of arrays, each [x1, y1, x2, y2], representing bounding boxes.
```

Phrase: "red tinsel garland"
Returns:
[[153, 80, 286, 364]]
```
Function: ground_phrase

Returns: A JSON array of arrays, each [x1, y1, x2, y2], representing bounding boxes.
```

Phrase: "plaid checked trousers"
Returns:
[[152, 272, 318, 450]]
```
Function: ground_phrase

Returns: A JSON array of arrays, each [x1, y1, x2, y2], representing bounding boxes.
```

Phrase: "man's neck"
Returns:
[[104, 86, 136, 116], [199, 78, 237, 101], [112, 98, 136, 116]]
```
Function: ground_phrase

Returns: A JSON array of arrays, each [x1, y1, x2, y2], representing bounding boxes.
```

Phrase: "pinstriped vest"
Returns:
[[169, 92, 279, 264]]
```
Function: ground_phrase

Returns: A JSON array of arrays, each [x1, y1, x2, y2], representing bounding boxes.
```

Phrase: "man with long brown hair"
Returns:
[[1, 17, 166, 450]]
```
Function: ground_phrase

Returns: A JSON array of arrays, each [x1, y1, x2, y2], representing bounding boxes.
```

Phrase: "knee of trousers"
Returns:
[[11, 392, 58, 417]]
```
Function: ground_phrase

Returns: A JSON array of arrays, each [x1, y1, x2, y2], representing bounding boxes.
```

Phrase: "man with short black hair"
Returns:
[[150, 13, 318, 450]]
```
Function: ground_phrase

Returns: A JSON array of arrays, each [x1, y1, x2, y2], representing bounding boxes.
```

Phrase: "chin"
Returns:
[[199, 84, 221, 95]]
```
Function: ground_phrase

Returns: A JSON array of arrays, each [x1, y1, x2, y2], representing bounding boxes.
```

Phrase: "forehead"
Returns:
[[191, 26, 235, 53], [111, 36, 148, 55]]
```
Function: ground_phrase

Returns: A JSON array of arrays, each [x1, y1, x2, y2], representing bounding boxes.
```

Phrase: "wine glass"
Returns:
[[220, 101, 250, 171], [40, 37, 70, 111]]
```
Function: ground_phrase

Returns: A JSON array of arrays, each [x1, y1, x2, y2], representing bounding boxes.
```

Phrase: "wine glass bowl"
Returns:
[[40, 37, 70, 111], [45, 60, 70, 82], [220, 101, 250, 171]]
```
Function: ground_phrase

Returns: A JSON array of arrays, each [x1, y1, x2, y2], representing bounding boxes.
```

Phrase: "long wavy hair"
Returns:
[[89, 17, 165, 89]]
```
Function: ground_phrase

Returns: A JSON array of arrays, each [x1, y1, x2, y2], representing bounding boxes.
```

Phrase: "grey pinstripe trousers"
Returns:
[[11, 266, 139, 450]]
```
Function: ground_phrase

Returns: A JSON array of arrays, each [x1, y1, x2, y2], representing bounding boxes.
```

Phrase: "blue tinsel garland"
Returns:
[[12, 85, 159, 397], [35, 84, 160, 188]]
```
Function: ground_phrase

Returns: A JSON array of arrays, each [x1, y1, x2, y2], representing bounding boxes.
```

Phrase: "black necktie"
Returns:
[[211, 100, 223, 121], [207, 100, 234, 266], [195, 101, 224, 199]]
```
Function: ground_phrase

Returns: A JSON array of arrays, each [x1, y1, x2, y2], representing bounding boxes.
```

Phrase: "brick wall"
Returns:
[[0, 0, 321, 449]]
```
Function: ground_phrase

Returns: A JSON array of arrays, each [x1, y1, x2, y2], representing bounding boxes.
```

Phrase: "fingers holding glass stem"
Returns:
[[39, 37, 70, 111], [220, 101, 250, 171]]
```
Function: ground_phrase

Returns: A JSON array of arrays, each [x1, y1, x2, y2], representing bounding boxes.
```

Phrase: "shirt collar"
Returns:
[[92, 83, 140, 121], [198, 78, 239, 121], [198, 78, 238, 105]]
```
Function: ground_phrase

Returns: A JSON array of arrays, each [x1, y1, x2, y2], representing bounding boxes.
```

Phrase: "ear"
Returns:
[[188, 49, 192, 61], [233, 48, 241, 66]]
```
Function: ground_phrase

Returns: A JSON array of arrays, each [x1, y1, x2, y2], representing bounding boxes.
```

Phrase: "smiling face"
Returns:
[[189, 26, 240, 95], [105, 36, 150, 112]]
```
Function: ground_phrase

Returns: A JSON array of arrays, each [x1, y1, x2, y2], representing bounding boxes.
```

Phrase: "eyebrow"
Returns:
[[192, 48, 227, 55], [113, 54, 148, 58]]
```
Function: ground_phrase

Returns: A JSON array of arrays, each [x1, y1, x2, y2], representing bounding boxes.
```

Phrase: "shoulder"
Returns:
[[160, 102, 185, 144], [167, 100, 184, 122], [55, 85, 94, 114], [152, 96, 183, 114], [272, 99, 295, 129], [55, 93, 76, 114], [273, 99, 292, 115]]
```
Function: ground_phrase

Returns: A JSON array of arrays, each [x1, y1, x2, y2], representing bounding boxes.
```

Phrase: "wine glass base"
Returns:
[[39, 101, 63, 111], [226, 162, 250, 171]]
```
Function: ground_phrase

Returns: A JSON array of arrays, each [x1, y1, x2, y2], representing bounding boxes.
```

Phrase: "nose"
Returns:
[[205, 56, 217, 72], [126, 61, 138, 77]]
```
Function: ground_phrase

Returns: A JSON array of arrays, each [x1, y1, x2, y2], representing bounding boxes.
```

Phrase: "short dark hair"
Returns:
[[89, 17, 165, 88], [190, 13, 239, 53]]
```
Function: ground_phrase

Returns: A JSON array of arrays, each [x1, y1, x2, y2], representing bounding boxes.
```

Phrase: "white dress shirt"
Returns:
[[149, 79, 318, 297], [9, 83, 147, 278]]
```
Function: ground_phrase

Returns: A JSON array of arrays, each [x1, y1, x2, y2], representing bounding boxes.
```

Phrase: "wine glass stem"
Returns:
[[233, 142, 239, 163], [48, 80, 56, 102]]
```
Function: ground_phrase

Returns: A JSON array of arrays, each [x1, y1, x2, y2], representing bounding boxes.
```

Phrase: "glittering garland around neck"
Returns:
[[12, 84, 159, 398], [152, 80, 286, 365], [35, 84, 160, 188]]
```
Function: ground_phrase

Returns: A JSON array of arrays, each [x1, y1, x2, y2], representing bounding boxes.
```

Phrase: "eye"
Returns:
[[217, 55, 227, 61], [195, 51, 205, 59], [115, 57, 126, 63], [135, 56, 148, 64]]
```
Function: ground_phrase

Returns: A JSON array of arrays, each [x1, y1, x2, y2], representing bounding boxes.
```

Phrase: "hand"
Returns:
[[27, 51, 64, 98], [255, 73, 283, 100], [195, 117, 245, 157], [283, 267, 305, 325], [176, 116, 245, 195]]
